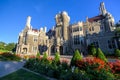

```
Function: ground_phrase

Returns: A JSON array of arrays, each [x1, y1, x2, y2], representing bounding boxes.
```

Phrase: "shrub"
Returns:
[[108, 60, 120, 73], [24, 58, 36, 69], [60, 69, 89, 80], [96, 48, 108, 62], [53, 52, 60, 65], [85, 68, 114, 80], [24, 55, 115, 80], [88, 44, 96, 56], [114, 49, 120, 57], [76, 57, 114, 80], [36, 52, 40, 58], [42, 52, 48, 60], [70, 50, 82, 66], [76, 57, 106, 71], [0, 52, 21, 61], [61, 59, 69, 70]]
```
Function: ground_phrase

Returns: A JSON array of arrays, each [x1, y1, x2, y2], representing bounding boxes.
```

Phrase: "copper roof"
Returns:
[[88, 15, 105, 23], [32, 29, 38, 32]]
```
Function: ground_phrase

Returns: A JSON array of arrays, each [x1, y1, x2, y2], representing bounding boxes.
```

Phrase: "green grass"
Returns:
[[0, 69, 48, 80], [0, 49, 9, 53]]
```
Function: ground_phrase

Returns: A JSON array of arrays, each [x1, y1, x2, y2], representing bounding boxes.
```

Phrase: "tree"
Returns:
[[5, 43, 16, 52], [114, 49, 120, 57], [70, 50, 82, 66], [88, 44, 96, 56], [96, 48, 107, 62], [0, 41, 6, 50]]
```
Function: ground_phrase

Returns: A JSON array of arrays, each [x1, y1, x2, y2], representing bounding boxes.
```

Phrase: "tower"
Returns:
[[99, 2, 107, 16], [54, 11, 70, 54], [26, 16, 31, 29], [62, 11, 70, 41]]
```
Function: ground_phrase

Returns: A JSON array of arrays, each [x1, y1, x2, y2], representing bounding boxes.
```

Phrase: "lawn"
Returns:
[[0, 69, 48, 80], [0, 49, 9, 53]]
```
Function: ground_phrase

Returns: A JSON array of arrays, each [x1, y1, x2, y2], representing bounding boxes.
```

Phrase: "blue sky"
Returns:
[[0, 0, 120, 43]]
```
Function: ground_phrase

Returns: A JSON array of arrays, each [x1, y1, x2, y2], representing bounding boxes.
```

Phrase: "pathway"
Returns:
[[0, 61, 25, 77]]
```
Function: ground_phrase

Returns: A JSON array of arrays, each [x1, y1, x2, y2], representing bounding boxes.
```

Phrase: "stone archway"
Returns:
[[22, 48, 27, 54]]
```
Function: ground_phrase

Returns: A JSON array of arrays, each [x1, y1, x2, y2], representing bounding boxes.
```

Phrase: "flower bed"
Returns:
[[108, 59, 120, 73], [0, 52, 21, 61], [24, 56, 120, 80]]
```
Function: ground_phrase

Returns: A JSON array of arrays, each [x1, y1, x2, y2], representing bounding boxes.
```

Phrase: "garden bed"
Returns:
[[0, 52, 21, 61], [23, 57, 120, 79], [23, 50, 120, 80]]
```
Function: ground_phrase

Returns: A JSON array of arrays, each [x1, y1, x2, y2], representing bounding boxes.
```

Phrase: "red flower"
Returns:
[[61, 58, 69, 64], [108, 59, 120, 73], [47, 57, 54, 61], [76, 57, 106, 70]]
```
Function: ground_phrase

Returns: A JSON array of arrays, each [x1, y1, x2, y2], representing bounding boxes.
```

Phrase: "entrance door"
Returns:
[[23, 48, 27, 54], [51, 45, 55, 55], [60, 46, 63, 55]]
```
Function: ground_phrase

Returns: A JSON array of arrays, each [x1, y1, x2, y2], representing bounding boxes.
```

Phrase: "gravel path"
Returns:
[[0, 61, 25, 77]]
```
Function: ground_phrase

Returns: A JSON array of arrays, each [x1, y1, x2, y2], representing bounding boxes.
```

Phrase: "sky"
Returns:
[[0, 0, 120, 43]]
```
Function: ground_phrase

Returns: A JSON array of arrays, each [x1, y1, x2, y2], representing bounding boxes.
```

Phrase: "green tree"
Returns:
[[0, 41, 6, 50], [5, 43, 16, 52], [54, 52, 60, 64], [70, 50, 82, 66], [88, 44, 96, 56], [96, 48, 107, 62], [114, 49, 120, 57]]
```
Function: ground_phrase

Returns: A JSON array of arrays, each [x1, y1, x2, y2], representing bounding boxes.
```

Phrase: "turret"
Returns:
[[62, 11, 70, 40], [26, 16, 31, 29], [99, 2, 107, 16]]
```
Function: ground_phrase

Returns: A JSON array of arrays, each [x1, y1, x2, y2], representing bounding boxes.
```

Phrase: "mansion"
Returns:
[[16, 2, 120, 55]]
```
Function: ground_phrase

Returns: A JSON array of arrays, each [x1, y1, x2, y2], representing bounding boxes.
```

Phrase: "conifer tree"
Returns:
[[36, 52, 40, 58], [96, 48, 107, 62], [88, 44, 96, 56], [70, 50, 82, 66], [54, 52, 60, 64], [43, 52, 48, 60], [114, 49, 120, 57]]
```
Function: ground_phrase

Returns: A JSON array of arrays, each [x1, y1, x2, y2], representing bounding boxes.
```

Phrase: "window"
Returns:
[[92, 27, 94, 31], [79, 27, 82, 31], [108, 40, 116, 49], [32, 46, 37, 53], [46, 40, 48, 44], [74, 35, 81, 45], [73, 27, 79, 32], [93, 41, 99, 48], [89, 28, 91, 31], [111, 22, 113, 27], [23, 36, 26, 44], [33, 36, 38, 42], [18, 36, 20, 44]]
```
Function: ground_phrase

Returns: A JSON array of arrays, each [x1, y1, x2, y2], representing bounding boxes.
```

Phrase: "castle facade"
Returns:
[[16, 2, 119, 56]]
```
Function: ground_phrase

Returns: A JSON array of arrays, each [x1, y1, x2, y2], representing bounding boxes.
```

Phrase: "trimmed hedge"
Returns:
[[71, 50, 82, 66]]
